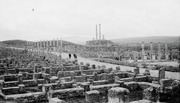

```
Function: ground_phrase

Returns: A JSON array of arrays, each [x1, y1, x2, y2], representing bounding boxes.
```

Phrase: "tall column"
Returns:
[[165, 44, 168, 60], [99, 24, 101, 40], [56, 39, 59, 52], [43, 40, 45, 55], [158, 42, 161, 61], [142, 42, 145, 61], [47, 40, 49, 59], [150, 42, 153, 61], [96, 25, 98, 40]]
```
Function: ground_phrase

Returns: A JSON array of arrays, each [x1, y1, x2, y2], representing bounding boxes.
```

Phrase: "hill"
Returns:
[[111, 36, 179, 44], [1, 39, 81, 47]]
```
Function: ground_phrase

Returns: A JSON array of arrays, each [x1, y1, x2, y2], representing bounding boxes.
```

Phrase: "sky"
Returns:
[[0, 0, 180, 43]]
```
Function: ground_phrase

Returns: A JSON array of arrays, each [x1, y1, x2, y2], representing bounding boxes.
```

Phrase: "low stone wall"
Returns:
[[119, 76, 149, 82], [52, 87, 84, 99]]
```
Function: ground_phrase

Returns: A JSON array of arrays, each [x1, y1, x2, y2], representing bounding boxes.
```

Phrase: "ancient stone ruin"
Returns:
[[0, 47, 179, 103]]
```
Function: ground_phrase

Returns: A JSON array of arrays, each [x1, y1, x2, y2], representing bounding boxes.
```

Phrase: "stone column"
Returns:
[[158, 68, 165, 83], [165, 44, 168, 60], [141, 42, 145, 61], [108, 87, 130, 103], [158, 42, 161, 61], [133, 51, 137, 61], [150, 42, 153, 61]]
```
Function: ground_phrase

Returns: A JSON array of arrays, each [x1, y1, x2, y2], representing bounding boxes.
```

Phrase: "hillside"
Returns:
[[111, 36, 179, 44], [1, 39, 81, 47]]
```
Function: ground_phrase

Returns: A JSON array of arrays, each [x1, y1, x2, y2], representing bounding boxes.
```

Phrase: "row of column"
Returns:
[[26, 39, 63, 48], [141, 42, 168, 61]]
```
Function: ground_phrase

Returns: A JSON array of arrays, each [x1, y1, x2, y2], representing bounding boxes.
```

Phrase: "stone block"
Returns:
[[64, 77, 71, 82], [106, 73, 114, 83], [85, 90, 100, 103], [57, 71, 64, 78], [102, 65, 106, 69], [49, 98, 66, 103], [134, 67, 139, 74], [86, 63, 90, 67], [63, 71, 71, 77], [125, 82, 140, 91], [143, 87, 158, 102], [160, 79, 173, 88], [130, 99, 152, 103], [143, 69, 150, 76], [116, 66, 121, 72], [93, 80, 108, 85], [91, 64, 96, 69], [18, 84, 25, 93], [74, 70, 81, 76], [80, 62, 84, 65], [115, 81, 124, 87], [81, 82, 90, 92], [74, 76, 84, 82], [98, 73, 107, 80], [108, 87, 130, 103], [50, 76, 58, 83]]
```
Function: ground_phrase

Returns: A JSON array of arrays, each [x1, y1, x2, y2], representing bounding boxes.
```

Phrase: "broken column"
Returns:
[[158, 42, 161, 61], [108, 87, 130, 103], [85, 90, 100, 103]]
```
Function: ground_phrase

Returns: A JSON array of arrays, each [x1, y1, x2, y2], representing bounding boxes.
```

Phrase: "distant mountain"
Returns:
[[111, 36, 179, 44]]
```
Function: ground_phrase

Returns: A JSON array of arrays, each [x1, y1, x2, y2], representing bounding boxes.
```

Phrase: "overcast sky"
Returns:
[[0, 0, 180, 43]]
